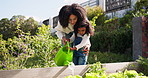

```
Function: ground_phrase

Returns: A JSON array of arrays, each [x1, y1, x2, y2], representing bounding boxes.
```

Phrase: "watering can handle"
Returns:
[[65, 41, 70, 53]]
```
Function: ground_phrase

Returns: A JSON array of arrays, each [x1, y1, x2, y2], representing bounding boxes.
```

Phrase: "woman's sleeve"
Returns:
[[55, 31, 65, 39], [54, 22, 65, 39], [75, 34, 90, 50], [69, 33, 75, 43]]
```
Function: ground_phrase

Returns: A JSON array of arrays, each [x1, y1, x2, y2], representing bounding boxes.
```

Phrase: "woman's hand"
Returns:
[[62, 37, 70, 45]]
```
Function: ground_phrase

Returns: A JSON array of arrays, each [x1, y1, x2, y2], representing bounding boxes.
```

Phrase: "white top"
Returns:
[[70, 33, 91, 50], [54, 21, 74, 39]]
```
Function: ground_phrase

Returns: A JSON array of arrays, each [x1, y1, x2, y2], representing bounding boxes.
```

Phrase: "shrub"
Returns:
[[65, 62, 147, 78], [88, 52, 132, 64], [90, 27, 132, 54], [90, 31, 111, 52], [0, 24, 61, 70], [136, 56, 148, 76]]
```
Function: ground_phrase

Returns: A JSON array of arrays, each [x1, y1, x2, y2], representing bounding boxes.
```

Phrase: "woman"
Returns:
[[55, 3, 88, 45], [55, 3, 91, 65]]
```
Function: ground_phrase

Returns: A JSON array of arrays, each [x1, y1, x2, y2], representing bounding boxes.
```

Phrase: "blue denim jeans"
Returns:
[[73, 37, 88, 65], [73, 55, 88, 65]]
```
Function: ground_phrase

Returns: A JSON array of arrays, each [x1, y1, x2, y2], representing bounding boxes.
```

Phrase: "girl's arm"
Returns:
[[75, 34, 90, 50], [70, 47, 77, 50]]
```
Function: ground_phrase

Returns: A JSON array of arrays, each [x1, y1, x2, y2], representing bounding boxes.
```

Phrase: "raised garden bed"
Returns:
[[0, 62, 146, 78]]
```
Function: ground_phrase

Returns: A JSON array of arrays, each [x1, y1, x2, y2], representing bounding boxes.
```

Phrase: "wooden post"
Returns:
[[132, 17, 142, 60]]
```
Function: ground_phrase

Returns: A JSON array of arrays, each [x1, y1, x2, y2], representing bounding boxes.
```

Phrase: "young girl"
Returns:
[[69, 20, 94, 65]]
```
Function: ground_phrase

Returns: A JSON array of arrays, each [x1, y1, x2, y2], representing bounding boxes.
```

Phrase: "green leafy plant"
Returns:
[[90, 27, 132, 54], [132, 0, 148, 17], [87, 62, 105, 74], [136, 56, 148, 76], [86, 6, 107, 31], [0, 24, 61, 70], [65, 75, 82, 78], [64, 62, 148, 78]]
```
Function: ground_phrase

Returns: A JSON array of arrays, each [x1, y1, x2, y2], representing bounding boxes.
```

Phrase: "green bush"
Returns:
[[87, 62, 105, 74], [0, 24, 61, 70], [90, 27, 132, 54], [90, 31, 111, 52], [110, 27, 132, 54], [137, 56, 148, 76], [65, 62, 147, 78], [87, 52, 133, 64], [118, 12, 133, 28]]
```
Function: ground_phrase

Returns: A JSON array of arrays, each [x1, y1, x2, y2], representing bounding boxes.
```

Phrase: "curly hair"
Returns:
[[58, 5, 72, 28], [71, 3, 87, 23], [58, 3, 87, 28]]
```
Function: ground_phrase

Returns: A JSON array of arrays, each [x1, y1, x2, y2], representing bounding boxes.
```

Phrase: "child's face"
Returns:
[[78, 27, 86, 36]]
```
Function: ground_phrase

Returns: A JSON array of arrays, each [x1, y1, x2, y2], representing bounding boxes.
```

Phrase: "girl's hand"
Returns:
[[70, 47, 77, 50], [83, 46, 89, 56], [83, 51, 89, 56], [83, 47, 89, 52]]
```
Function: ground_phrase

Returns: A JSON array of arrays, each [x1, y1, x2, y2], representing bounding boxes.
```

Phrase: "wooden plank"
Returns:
[[0, 62, 139, 78], [0, 67, 64, 78], [102, 62, 138, 74], [57, 65, 89, 78], [0, 65, 89, 78]]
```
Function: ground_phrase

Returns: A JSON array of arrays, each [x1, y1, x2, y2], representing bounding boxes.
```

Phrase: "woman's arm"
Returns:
[[69, 33, 75, 43], [54, 22, 65, 39], [55, 31, 65, 39]]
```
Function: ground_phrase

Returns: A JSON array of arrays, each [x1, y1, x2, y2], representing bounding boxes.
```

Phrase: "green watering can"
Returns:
[[54, 42, 73, 66]]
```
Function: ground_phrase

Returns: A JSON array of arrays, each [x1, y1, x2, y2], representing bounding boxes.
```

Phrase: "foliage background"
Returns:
[[0, 17, 61, 70], [0, 0, 147, 70]]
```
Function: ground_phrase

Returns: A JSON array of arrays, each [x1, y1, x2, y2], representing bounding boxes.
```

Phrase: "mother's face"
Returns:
[[69, 14, 78, 25]]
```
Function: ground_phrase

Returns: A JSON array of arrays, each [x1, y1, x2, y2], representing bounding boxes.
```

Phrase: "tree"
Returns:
[[85, 6, 108, 31], [21, 17, 38, 35], [132, 0, 148, 17], [134, 0, 148, 11], [0, 15, 39, 40], [0, 18, 17, 40]]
